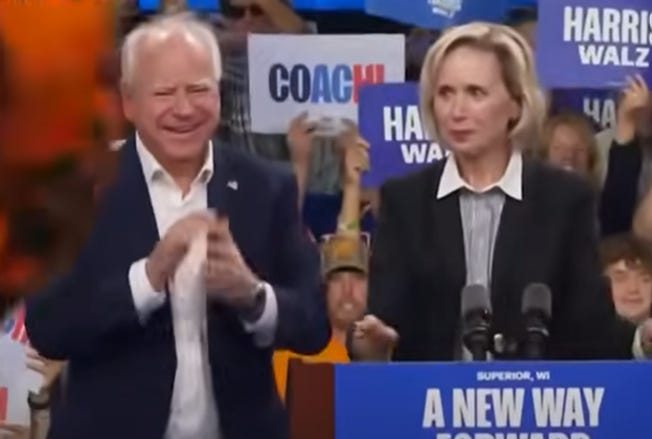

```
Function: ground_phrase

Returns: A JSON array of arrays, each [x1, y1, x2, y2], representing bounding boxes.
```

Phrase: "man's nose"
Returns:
[[172, 91, 193, 116], [624, 277, 641, 297]]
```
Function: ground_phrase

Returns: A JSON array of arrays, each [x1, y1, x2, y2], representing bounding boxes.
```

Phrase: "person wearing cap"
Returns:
[[272, 233, 368, 400], [272, 125, 370, 399]]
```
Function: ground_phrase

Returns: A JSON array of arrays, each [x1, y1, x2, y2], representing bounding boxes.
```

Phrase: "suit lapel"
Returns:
[[490, 161, 534, 333], [208, 141, 232, 217], [431, 175, 466, 292], [114, 136, 160, 258]]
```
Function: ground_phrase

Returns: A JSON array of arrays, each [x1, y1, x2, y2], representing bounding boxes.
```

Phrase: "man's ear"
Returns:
[[121, 83, 135, 122]]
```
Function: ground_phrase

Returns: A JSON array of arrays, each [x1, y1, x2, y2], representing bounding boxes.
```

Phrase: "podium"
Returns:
[[287, 359, 652, 439]]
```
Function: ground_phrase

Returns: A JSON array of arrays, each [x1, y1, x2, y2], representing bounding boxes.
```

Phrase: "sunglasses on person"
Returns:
[[223, 4, 264, 19]]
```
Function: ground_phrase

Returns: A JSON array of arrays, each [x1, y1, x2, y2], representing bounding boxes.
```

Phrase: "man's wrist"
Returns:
[[238, 281, 266, 322], [145, 259, 166, 292]]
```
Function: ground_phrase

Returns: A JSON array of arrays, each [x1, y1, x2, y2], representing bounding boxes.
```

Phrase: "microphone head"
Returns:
[[521, 283, 552, 318], [461, 284, 492, 317]]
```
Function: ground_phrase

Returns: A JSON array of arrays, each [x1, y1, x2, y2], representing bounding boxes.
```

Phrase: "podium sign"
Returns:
[[334, 362, 652, 438]]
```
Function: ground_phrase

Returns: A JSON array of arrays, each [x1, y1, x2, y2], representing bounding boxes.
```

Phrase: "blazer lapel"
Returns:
[[207, 141, 230, 217], [432, 187, 466, 293], [114, 136, 160, 259], [490, 162, 534, 334]]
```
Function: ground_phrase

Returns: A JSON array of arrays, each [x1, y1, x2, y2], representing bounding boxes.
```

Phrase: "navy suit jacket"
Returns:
[[25, 137, 331, 439]]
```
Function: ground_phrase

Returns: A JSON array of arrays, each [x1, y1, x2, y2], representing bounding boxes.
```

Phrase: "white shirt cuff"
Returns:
[[632, 325, 647, 359], [128, 258, 166, 324], [242, 282, 278, 348]]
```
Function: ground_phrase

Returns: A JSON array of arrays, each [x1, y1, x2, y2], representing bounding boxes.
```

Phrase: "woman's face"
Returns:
[[547, 123, 591, 177], [432, 46, 520, 158]]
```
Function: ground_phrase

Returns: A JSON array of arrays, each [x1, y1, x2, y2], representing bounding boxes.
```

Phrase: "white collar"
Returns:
[[436, 151, 523, 200], [135, 132, 214, 184]]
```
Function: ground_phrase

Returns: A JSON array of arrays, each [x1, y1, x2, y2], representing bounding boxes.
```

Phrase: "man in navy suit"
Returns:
[[25, 13, 330, 439]]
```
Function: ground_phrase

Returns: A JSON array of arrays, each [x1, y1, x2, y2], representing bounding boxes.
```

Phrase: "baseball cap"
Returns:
[[320, 233, 369, 278]]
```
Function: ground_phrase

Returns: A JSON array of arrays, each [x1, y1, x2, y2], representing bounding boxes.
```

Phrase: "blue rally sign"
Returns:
[[365, 0, 509, 30], [537, 0, 652, 89], [335, 361, 652, 438], [358, 83, 446, 188]]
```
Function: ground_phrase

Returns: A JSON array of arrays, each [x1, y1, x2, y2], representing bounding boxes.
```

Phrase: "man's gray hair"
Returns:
[[120, 13, 222, 87]]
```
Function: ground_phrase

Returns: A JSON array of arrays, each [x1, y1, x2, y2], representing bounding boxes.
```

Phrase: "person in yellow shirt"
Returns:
[[272, 233, 369, 400]]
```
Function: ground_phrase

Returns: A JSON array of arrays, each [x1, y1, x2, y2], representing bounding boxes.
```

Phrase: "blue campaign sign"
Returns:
[[138, 0, 366, 11], [358, 83, 446, 188], [365, 0, 510, 30], [537, 0, 652, 89], [335, 361, 652, 438], [551, 89, 618, 130], [139, 0, 530, 13]]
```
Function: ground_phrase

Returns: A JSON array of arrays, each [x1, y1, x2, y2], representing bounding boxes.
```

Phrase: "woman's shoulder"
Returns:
[[525, 159, 596, 205]]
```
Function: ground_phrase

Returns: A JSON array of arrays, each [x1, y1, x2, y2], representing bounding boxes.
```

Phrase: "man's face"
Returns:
[[326, 270, 367, 330], [606, 260, 652, 323], [121, 34, 220, 165]]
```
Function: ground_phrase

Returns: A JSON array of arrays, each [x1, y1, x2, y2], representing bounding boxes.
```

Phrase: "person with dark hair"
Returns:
[[504, 7, 537, 48], [601, 234, 652, 324]]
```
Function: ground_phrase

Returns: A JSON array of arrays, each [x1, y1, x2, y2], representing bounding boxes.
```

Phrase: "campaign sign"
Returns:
[[248, 34, 405, 134], [365, 0, 509, 30], [358, 83, 446, 188], [551, 89, 618, 130], [538, 0, 652, 89], [335, 361, 652, 439], [0, 306, 42, 426]]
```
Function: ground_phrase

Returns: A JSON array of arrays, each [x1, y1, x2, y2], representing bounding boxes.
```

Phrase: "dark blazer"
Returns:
[[599, 138, 643, 236], [25, 137, 331, 439], [369, 158, 636, 361]]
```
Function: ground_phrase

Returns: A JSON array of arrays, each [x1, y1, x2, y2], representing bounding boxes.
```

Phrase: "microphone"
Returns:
[[461, 284, 492, 361], [521, 283, 552, 360]]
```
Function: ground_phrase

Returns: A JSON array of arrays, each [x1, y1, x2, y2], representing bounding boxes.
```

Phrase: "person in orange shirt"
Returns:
[[272, 232, 369, 400]]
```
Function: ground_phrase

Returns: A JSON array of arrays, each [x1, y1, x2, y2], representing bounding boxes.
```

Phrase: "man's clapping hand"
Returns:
[[203, 216, 260, 310], [146, 210, 216, 291]]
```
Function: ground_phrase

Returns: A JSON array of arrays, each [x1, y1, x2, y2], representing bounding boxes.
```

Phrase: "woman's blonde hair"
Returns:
[[419, 22, 546, 149], [540, 111, 601, 185]]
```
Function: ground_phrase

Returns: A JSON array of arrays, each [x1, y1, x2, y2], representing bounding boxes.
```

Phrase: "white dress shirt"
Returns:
[[127, 134, 279, 439]]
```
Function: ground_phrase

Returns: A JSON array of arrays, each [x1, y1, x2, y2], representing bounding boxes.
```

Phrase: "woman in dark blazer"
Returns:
[[351, 22, 652, 362]]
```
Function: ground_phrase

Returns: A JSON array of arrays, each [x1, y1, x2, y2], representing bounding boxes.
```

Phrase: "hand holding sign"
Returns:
[[338, 121, 370, 188], [287, 112, 317, 168]]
